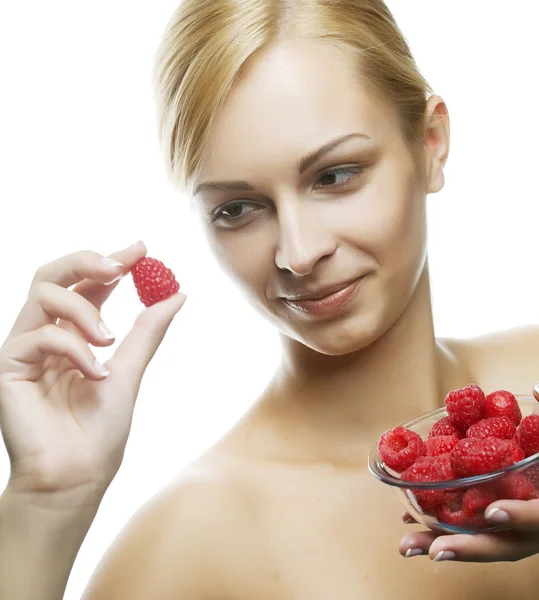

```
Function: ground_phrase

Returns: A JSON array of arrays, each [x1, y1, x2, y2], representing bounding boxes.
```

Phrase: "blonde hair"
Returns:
[[154, 0, 433, 191]]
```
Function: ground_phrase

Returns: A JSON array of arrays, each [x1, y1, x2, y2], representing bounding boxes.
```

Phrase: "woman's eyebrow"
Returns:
[[193, 132, 371, 197], [297, 132, 371, 174]]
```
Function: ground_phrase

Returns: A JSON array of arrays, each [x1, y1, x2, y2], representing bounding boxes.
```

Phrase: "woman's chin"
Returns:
[[282, 318, 383, 357]]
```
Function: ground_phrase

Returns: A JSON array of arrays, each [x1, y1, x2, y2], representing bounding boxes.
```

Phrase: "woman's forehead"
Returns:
[[198, 39, 398, 179]]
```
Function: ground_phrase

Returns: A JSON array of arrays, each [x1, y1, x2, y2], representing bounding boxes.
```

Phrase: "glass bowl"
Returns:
[[368, 395, 539, 535]]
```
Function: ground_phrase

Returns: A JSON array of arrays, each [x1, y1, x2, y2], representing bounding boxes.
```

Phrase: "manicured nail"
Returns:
[[433, 550, 456, 562], [103, 273, 125, 286], [533, 383, 539, 396], [485, 507, 510, 523], [97, 320, 116, 340], [404, 517, 416, 524], [94, 359, 110, 377], [404, 548, 423, 558], [101, 257, 124, 269]]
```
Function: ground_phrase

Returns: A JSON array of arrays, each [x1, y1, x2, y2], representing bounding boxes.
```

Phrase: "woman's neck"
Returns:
[[256, 264, 473, 461]]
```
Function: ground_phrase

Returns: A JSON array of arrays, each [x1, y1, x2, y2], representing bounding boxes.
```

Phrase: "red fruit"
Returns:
[[131, 257, 180, 308], [435, 497, 466, 527], [378, 426, 426, 472], [434, 453, 458, 480], [464, 513, 489, 530], [466, 416, 516, 440], [496, 473, 537, 500], [401, 456, 452, 510], [428, 417, 465, 440], [450, 437, 515, 478], [484, 390, 522, 426], [514, 415, 539, 458], [509, 442, 525, 464], [445, 384, 485, 431], [526, 465, 539, 489], [462, 483, 497, 518], [425, 435, 459, 456]]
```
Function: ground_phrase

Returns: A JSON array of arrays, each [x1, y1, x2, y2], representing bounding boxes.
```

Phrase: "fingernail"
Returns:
[[433, 550, 456, 562], [404, 548, 423, 558], [97, 320, 116, 340], [533, 383, 539, 395], [485, 507, 510, 523], [404, 517, 416, 524], [101, 257, 124, 269], [103, 273, 125, 286], [95, 359, 110, 377]]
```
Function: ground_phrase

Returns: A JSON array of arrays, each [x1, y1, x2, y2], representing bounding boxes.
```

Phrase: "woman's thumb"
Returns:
[[108, 292, 187, 390]]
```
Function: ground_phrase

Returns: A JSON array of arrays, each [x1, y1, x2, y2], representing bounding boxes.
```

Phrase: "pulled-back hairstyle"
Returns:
[[154, 0, 433, 191]]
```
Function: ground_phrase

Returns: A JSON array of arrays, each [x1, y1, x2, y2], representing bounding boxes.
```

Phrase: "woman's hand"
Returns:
[[399, 385, 539, 562], [0, 241, 186, 506]]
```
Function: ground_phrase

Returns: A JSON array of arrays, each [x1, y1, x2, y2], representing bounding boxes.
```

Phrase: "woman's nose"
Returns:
[[275, 206, 337, 276]]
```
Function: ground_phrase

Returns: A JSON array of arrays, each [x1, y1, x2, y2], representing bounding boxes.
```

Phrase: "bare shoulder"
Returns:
[[82, 456, 250, 600], [440, 324, 539, 394]]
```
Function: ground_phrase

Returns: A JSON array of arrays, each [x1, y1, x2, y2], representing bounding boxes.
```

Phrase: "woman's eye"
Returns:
[[314, 166, 364, 190], [210, 201, 258, 225]]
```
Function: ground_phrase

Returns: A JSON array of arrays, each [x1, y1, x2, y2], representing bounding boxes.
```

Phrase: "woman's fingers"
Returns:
[[5, 242, 146, 345], [108, 291, 187, 396], [68, 241, 147, 312], [426, 530, 539, 563], [483, 498, 539, 532], [401, 511, 418, 524], [400, 500, 539, 562], [0, 324, 109, 384], [399, 530, 440, 558], [15, 282, 117, 348]]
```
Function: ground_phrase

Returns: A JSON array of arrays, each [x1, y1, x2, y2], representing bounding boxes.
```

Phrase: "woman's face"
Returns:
[[193, 38, 446, 355]]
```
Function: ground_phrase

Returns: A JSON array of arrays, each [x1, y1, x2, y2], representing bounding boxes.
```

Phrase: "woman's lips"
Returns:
[[282, 277, 363, 317]]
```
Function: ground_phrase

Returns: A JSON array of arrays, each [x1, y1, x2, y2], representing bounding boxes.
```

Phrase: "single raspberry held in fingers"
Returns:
[[484, 390, 522, 426], [466, 416, 516, 440], [514, 415, 539, 458], [445, 384, 485, 431], [378, 426, 426, 472], [425, 435, 459, 456], [131, 257, 180, 307], [450, 437, 515, 478], [427, 417, 464, 440]]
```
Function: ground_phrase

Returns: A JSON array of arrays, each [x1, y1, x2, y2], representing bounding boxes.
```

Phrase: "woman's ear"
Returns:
[[423, 95, 450, 194]]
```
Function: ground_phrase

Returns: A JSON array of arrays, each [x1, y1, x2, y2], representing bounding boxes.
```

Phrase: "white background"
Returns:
[[0, 1, 537, 598]]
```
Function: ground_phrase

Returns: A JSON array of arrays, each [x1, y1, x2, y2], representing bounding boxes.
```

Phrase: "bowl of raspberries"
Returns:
[[368, 384, 539, 534]]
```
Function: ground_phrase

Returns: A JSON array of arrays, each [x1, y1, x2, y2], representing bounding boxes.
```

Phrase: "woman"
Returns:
[[1, 1, 539, 598]]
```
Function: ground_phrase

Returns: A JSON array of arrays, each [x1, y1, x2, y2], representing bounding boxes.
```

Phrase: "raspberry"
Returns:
[[496, 473, 537, 500], [436, 499, 487, 530], [509, 442, 525, 464], [445, 384, 485, 431], [401, 456, 452, 510], [131, 257, 180, 308], [462, 483, 497, 518], [450, 437, 515, 478], [526, 465, 539, 489], [514, 415, 539, 458], [425, 435, 459, 456], [428, 417, 464, 440], [466, 416, 516, 440], [378, 426, 426, 472], [434, 453, 457, 480], [484, 390, 522, 426]]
